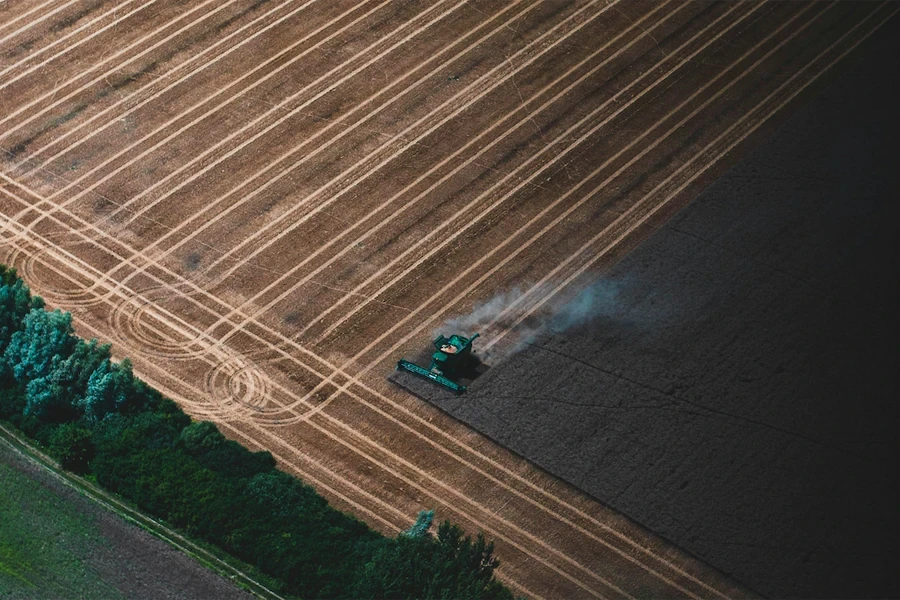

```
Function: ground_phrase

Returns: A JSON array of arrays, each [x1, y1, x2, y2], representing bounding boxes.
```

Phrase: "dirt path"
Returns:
[[2, 1, 895, 596]]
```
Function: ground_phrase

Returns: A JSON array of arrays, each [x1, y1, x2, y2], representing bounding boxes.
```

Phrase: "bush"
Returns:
[[5, 308, 76, 383], [0, 266, 43, 364], [353, 520, 512, 600], [49, 423, 95, 474], [0, 386, 26, 419]]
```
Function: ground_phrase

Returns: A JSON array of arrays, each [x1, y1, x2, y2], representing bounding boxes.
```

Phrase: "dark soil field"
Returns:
[[436, 17, 900, 599], [0, 435, 252, 599]]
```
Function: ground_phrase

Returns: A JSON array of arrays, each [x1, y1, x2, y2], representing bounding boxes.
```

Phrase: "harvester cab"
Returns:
[[396, 332, 479, 393]]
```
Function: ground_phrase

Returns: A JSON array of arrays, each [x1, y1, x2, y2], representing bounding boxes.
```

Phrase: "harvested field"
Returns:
[[1, 1, 896, 596]]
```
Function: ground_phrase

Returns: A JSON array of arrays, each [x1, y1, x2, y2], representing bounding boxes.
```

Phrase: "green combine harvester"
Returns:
[[396, 332, 479, 394]]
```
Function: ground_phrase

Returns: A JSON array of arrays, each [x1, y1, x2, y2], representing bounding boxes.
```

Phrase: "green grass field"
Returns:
[[0, 447, 124, 599]]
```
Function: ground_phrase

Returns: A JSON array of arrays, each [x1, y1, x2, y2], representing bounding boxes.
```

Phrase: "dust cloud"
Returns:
[[435, 278, 628, 362]]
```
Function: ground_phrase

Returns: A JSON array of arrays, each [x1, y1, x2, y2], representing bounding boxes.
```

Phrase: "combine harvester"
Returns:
[[396, 333, 479, 394]]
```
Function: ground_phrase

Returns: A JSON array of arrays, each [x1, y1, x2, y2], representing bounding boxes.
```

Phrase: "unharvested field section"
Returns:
[[2, 0, 895, 597]]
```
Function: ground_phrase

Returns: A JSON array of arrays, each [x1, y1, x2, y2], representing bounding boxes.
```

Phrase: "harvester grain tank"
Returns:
[[396, 333, 479, 393]]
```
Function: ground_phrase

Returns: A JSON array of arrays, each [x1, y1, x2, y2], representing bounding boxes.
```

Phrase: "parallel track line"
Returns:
[[110, 0, 540, 235], [178, 0, 686, 327], [0, 0, 232, 135], [20, 0, 320, 166], [0, 0, 77, 46], [298, 0, 761, 345], [82, 0, 585, 237], [0, 0, 149, 90], [180, 0, 608, 282], [30, 0, 443, 212], [28, 0, 596, 300], [87, 0, 606, 299]]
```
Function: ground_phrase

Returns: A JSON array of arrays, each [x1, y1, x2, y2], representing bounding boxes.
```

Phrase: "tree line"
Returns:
[[0, 265, 513, 599]]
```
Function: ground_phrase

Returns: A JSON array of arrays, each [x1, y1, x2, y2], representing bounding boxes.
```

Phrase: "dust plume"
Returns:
[[435, 278, 627, 362]]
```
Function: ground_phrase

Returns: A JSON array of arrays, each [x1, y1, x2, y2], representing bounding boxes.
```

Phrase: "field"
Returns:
[[0, 0, 896, 596], [0, 430, 252, 599], [0, 450, 121, 599]]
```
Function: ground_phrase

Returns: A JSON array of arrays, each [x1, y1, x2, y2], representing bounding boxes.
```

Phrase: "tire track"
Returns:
[[29, 0, 447, 212], [168, 0, 607, 284], [67, 0, 552, 236], [18, 0, 321, 167], [87, 0, 594, 300], [0, 0, 233, 136], [0, 0, 77, 47], [290, 0, 762, 346], [0, 0, 149, 91], [0, 174, 353, 385], [21, 0, 583, 301], [159, 0, 680, 319], [5, 0, 391, 220], [109, 0, 540, 230]]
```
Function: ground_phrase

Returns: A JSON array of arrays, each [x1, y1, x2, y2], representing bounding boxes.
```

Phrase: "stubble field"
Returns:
[[1, 0, 895, 596]]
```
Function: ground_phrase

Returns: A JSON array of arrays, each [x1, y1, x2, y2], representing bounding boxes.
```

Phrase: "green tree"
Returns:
[[0, 277, 43, 361], [4, 308, 75, 382], [78, 358, 137, 421], [0, 386, 26, 419], [180, 420, 275, 478], [49, 423, 95, 473], [353, 519, 512, 599], [17, 339, 113, 422], [55, 339, 113, 396], [0, 264, 18, 286], [179, 420, 223, 454], [23, 373, 74, 422], [246, 470, 328, 520]]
